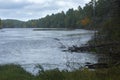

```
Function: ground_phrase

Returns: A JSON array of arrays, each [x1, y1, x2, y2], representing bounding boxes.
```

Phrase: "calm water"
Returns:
[[0, 28, 98, 74]]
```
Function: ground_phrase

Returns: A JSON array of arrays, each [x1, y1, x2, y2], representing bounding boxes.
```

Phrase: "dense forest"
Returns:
[[91, 0, 120, 63], [1, 0, 119, 29], [1, 19, 26, 28]]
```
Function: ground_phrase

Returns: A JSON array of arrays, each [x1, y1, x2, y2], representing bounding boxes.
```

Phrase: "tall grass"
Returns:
[[0, 64, 34, 80], [0, 64, 120, 80]]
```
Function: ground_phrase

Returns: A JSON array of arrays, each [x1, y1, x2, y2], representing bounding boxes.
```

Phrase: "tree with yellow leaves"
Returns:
[[81, 17, 91, 26]]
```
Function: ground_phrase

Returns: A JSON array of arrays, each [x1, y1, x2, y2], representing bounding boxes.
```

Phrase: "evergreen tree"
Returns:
[[0, 19, 2, 29]]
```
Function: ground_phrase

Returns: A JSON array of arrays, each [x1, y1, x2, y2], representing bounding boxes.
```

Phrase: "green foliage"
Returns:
[[1, 0, 119, 30], [88, 0, 120, 63], [0, 64, 120, 80], [36, 69, 65, 80], [2, 19, 26, 28], [0, 64, 34, 80]]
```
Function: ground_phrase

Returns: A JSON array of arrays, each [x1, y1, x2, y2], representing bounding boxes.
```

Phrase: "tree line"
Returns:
[[0, 0, 119, 44], [1, 0, 117, 30]]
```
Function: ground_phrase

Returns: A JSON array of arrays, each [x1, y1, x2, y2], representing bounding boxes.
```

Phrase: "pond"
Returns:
[[0, 28, 98, 75]]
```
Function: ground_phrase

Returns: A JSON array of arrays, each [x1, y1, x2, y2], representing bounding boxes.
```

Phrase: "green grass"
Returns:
[[0, 64, 34, 80], [0, 64, 120, 80]]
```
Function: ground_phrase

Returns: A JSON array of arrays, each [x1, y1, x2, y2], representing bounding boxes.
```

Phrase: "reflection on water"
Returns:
[[0, 28, 98, 74]]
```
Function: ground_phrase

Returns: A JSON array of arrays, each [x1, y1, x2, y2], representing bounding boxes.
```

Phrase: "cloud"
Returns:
[[0, 0, 91, 21], [0, 0, 32, 9]]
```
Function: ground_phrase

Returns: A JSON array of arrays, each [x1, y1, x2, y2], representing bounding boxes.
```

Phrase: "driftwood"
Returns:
[[85, 63, 109, 69], [85, 61, 120, 69], [67, 42, 120, 52]]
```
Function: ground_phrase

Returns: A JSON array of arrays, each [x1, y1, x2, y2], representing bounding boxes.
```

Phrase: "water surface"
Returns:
[[0, 28, 98, 74]]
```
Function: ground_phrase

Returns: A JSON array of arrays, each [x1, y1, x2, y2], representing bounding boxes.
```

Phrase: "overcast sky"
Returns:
[[0, 0, 91, 21]]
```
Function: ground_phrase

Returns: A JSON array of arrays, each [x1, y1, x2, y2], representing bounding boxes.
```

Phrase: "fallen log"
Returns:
[[67, 42, 120, 52], [85, 63, 109, 69]]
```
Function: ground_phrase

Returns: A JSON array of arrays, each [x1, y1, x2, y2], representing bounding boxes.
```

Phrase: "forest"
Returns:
[[0, 0, 119, 29]]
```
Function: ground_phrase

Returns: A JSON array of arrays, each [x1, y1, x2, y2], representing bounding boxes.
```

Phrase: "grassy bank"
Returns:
[[0, 64, 120, 80], [0, 64, 34, 80]]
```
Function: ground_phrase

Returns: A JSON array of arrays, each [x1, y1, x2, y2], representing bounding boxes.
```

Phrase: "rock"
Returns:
[[85, 62, 92, 65]]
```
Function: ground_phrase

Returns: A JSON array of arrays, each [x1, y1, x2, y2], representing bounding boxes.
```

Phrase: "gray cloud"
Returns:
[[0, 0, 32, 9], [0, 0, 91, 21]]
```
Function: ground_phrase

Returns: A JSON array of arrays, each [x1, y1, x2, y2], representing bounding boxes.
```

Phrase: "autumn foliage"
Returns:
[[81, 17, 91, 26]]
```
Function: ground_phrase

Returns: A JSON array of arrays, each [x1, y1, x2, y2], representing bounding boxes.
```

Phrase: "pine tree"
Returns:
[[0, 19, 2, 29]]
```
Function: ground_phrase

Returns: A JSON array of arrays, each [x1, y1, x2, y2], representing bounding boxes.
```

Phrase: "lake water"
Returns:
[[0, 28, 98, 75]]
